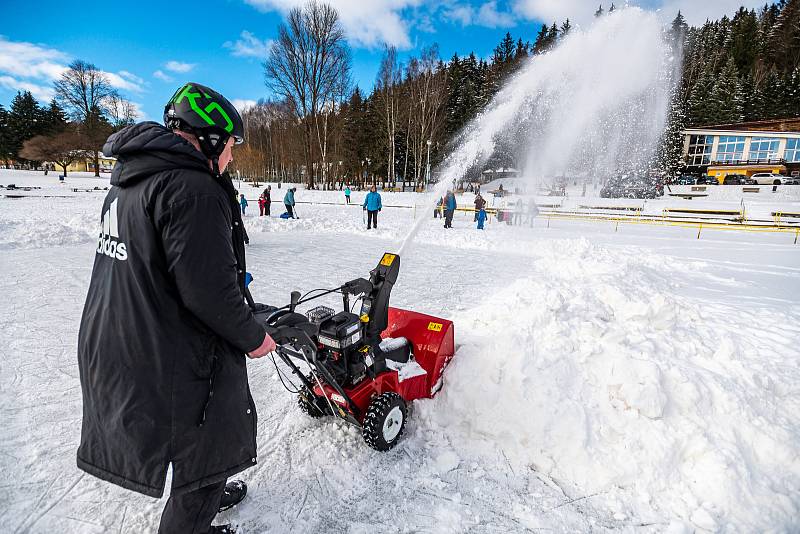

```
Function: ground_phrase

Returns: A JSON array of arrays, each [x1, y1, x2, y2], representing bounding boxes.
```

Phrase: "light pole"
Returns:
[[425, 139, 432, 192]]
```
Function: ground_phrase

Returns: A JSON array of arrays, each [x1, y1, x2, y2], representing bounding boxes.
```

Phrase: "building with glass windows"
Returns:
[[681, 118, 800, 179]]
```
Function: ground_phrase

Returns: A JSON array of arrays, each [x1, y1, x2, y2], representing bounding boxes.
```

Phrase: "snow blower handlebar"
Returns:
[[251, 253, 402, 423]]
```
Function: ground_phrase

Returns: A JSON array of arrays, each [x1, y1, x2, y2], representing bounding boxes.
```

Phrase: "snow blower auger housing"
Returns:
[[251, 253, 455, 451]]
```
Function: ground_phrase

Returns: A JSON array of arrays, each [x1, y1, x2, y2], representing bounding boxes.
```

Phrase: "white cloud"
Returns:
[[164, 60, 195, 73], [0, 36, 69, 80], [118, 70, 145, 86], [225, 31, 274, 58], [0, 35, 144, 98], [0, 75, 54, 101], [444, 4, 476, 25], [444, 1, 516, 28], [477, 1, 516, 27], [231, 98, 257, 113], [512, 0, 596, 25], [243, 0, 422, 49], [104, 71, 144, 92], [153, 69, 173, 82]]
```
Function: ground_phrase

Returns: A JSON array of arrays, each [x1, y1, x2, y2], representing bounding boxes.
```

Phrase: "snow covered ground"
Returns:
[[1, 169, 799, 533]]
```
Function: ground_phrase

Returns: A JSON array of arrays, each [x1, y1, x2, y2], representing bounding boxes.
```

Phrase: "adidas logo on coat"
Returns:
[[97, 198, 128, 261]]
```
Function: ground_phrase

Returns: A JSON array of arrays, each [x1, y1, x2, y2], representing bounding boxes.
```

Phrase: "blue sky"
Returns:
[[1, 0, 759, 121]]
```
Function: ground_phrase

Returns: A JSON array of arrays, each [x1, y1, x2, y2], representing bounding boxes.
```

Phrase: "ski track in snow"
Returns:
[[1, 171, 800, 533]]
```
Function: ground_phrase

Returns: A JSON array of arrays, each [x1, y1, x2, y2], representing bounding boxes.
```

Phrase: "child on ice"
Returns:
[[239, 194, 248, 215], [477, 207, 487, 230]]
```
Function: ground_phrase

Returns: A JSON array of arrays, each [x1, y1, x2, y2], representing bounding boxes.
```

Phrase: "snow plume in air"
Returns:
[[399, 8, 673, 255], [439, 7, 673, 189]]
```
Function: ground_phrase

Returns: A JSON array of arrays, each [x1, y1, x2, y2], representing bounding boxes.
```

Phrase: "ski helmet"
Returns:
[[163, 82, 244, 169]]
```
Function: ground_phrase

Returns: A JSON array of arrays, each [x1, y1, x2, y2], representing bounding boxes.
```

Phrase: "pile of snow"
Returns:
[[0, 197, 101, 250], [420, 237, 800, 531]]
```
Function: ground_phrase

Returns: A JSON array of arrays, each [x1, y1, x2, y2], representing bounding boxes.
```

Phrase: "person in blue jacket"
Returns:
[[239, 193, 248, 215], [284, 187, 296, 218], [476, 207, 487, 230], [444, 190, 457, 228], [363, 184, 382, 229], [344, 185, 351, 204]]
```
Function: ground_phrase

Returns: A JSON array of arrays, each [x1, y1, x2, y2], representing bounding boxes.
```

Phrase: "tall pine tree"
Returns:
[[44, 100, 68, 134], [709, 57, 743, 123], [7, 91, 46, 164], [0, 104, 11, 166], [687, 65, 715, 126]]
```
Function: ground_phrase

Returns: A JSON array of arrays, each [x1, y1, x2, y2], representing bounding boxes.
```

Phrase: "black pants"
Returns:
[[285, 204, 294, 218], [444, 209, 454, 228], [158, 479, 226, 534], [367, 210, 378, 229], [265, 202, 270, 216]]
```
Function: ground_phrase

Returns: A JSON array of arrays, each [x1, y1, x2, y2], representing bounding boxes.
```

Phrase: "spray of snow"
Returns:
[[441, 8, 672, 186], [398, 8, 672, 255]]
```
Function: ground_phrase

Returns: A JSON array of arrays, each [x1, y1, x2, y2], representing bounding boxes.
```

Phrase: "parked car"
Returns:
[[675, 175, 696, 185], [750, 173, 790, 185], [722, 175, 748, 185], [695, 175, 719, 185]]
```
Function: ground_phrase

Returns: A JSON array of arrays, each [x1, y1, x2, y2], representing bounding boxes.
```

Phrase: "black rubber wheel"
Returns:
[[363, 392, 407, 451], [774, 179, 781, 185], [297, 388, 325, 418]]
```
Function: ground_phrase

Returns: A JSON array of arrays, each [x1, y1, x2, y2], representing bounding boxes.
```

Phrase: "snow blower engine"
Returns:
[[250, 253, 455, 451]]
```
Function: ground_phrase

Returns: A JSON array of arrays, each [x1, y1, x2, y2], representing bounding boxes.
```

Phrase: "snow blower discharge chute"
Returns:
[[250, 253, 455, 451]]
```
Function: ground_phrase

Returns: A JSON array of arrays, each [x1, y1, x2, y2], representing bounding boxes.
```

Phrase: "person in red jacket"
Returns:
[[258, 192, 266, 216]]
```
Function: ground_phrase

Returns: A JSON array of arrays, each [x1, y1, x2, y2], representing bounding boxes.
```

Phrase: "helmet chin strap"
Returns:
[[195, 130, 228, 177], [168, 121, 228, 177]]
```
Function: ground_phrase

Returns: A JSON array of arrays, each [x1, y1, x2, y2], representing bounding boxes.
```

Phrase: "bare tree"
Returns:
[[375, 46, 402, 188], [234, 99, 304, 184], [264, 1, 351, 188], [406, 46, 448, 186], [20, 129, 85, 177], [107, 94, 137, 130], [54, 60, 117, 176], [315, 69, 350, 189]]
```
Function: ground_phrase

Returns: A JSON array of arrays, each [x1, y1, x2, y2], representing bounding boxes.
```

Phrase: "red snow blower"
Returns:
[[251, 253, 455, 451]]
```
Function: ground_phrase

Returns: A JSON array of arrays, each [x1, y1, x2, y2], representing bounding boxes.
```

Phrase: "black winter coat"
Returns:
[[77, 122, 265, 498]]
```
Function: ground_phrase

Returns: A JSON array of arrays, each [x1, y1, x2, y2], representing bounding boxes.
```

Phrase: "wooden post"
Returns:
[[697, 224, 702, 239]]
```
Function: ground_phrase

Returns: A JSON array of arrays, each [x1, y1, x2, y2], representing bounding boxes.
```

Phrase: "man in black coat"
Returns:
[[77, 83, 275, 534]]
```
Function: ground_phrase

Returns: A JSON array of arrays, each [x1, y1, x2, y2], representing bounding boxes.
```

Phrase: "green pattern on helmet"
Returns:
[[172, 84, 234, 134]]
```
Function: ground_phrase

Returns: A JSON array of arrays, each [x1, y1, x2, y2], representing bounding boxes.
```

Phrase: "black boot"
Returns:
[[218, 480, 247, 512]]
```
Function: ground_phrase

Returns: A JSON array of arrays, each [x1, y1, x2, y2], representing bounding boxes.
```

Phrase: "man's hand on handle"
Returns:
[[247, 333, 276, 359]]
